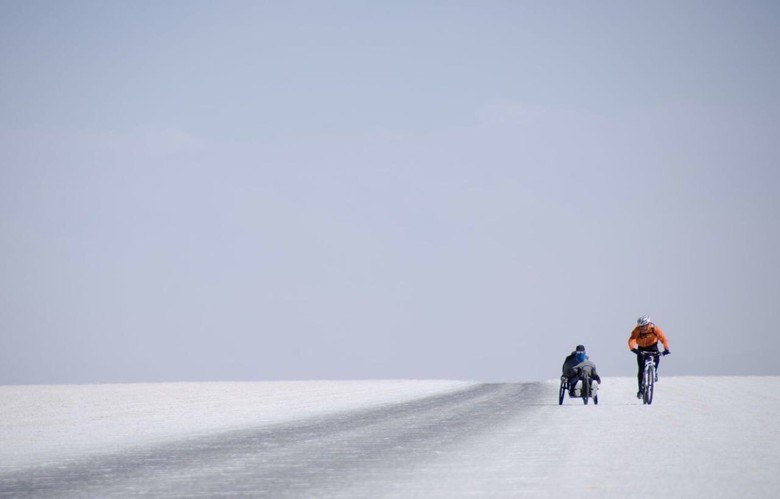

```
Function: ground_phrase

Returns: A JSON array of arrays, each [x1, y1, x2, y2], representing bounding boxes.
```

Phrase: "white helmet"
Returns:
[[637, 315, 651, 326]]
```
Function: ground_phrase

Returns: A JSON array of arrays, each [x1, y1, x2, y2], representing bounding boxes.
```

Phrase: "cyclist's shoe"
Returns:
[[569, 389, 576, 397]]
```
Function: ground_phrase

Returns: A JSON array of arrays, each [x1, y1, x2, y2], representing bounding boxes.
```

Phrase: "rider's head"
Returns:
[[637, 315, 650, 327], [576, 344, 586, 352]]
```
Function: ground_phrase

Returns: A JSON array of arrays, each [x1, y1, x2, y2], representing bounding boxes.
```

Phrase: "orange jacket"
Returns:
[[628, 323, 670, 350]]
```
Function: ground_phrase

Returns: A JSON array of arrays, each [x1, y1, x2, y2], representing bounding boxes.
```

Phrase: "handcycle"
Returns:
[[558, 369, 599, 405]]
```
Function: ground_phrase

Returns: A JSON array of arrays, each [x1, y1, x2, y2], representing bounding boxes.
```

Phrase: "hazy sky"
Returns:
[[2, 1, 779, 384]]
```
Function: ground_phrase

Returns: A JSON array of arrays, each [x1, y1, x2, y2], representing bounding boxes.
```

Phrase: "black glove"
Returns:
[[631, 348, 639, 354], [662, 349, 670, 356]]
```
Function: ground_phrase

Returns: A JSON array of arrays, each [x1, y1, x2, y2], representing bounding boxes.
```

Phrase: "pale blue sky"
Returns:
[[2, 1, 779, 383]]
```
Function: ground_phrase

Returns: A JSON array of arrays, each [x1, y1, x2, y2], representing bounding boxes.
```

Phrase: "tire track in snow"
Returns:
[[0, 382, 545, 497]]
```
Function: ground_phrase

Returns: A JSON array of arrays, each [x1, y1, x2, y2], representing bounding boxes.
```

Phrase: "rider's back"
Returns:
[[562, 352, 579, 376], [573, 359, 601, 384], [574, 359, 596, 373]]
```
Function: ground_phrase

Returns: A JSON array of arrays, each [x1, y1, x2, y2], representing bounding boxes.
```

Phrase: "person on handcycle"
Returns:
[[571, 353, 602, 397], [562, 345, 601, 396], [628, 315, 670, 398]]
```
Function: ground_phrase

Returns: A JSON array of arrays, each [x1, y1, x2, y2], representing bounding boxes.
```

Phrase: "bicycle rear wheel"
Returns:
[[559, 380, 566, 405]]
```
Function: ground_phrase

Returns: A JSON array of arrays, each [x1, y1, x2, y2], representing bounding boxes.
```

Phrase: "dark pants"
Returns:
[[636, 346, 660, 391], [567, 375, 579, 394], [568, 375, 592, 395]]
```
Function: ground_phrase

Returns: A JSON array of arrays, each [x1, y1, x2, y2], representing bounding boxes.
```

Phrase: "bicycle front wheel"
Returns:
[[643, 365, 655, 405]]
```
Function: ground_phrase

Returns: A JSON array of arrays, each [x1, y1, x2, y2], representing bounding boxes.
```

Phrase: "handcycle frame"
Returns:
[[558, 371, 599, 405]]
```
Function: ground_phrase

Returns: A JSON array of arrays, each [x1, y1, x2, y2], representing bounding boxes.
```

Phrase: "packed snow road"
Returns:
[[1, 377, 778, 497]]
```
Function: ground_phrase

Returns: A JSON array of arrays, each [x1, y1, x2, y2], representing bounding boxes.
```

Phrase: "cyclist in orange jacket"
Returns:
[[628, 315, 670, 398]]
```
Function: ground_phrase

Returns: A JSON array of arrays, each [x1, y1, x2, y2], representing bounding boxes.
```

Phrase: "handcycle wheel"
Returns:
[[558, 380, 566, 405], [581, 378, 590, 405]]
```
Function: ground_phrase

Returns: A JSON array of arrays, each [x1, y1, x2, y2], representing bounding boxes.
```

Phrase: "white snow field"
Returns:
[[0, 377, 777, 498]]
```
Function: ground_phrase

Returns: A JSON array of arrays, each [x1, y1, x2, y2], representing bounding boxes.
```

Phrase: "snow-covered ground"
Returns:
[[0, 379, 473, 471], [1, 377, 778, 497]]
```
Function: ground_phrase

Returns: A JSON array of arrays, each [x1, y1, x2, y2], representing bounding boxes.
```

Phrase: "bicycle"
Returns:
[[638, 351, 660, 405]]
